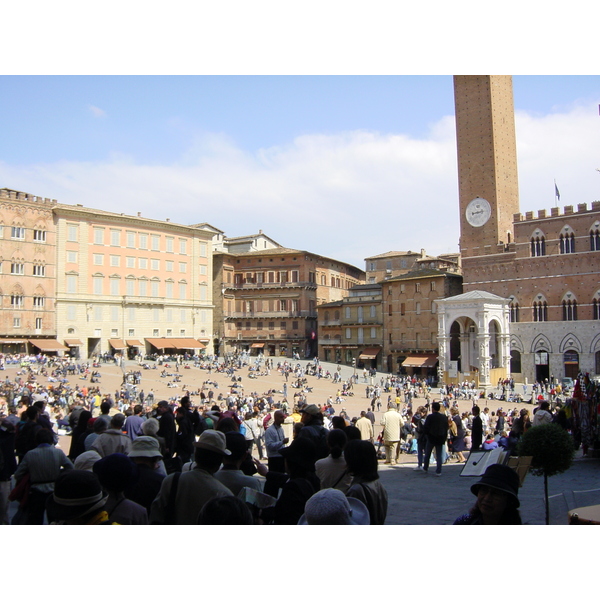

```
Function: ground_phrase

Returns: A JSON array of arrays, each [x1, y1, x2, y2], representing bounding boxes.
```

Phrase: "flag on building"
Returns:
[[555, 182, 560, 202]]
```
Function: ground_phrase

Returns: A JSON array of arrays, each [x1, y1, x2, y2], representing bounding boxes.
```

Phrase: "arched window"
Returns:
[[533, 300, 548, 322], [591, 225, 600, 251], [559, 232, 575, 254], [509, 300, 519, 323], [531, 234, 546, 257], [562, 299, 577, 321]]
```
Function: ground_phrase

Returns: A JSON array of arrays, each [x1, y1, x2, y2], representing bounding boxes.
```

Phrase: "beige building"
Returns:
[[53, 204, 214, 359], [214, 247, 365, 358]]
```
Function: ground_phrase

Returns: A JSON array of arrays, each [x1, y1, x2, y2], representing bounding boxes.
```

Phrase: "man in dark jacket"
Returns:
[[422, 402, 449, 476], [156, 401, 176, 459], [471, 405, 483, 451]]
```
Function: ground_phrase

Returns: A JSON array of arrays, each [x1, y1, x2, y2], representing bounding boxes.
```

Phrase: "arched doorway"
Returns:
[[535, 350, 549, 382], [510, 350, 522, 374]]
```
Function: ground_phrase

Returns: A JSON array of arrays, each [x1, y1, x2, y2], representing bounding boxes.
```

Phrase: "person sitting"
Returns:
[[482, 434, 499, 451], [454, 464, 522, 525]]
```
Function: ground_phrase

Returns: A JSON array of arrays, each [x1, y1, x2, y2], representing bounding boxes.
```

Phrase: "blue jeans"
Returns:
[[423, 439, 444, 474]]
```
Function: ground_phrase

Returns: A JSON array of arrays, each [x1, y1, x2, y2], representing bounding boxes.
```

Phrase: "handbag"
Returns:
[[9, 472, 31, 508]]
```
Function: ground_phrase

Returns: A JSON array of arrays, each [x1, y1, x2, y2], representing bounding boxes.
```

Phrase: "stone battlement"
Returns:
[[514, 201, 600, 223], [0, 188, 57, 204]]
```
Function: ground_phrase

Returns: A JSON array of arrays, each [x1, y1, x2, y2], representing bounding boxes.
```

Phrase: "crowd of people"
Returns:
[[0, 351, 574, 525]]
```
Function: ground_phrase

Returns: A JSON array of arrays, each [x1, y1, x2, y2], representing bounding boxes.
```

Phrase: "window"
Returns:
[[151, 259, 160, 271], [280, 299, 287, 311], [67, 305, 76, 320], [138, 258, 148, 270], [559, 232, 575, 254], [67, 225, 78, 242], [280, 322, 287, 330], [257, 322, 263, 330], [152, 281, 160, 297], [110, 279, 120, 296], [416, 302, 421, 315], [151, 235, 160, 251], [179, 262, 187, 273], [509, 301, 520, 323], [11, 295, 24, 307], [126, 279, 135, 295], [400, 303, 406, 315], [67, 251, 77, 263], [11, 262, 24, 275], [153, 328, 159, 336], [165, 282, 173, 298], [94, 228, 104, 245], [370, 327, 377, 338], [35, 318, 42, 330], [33, 229, 46, 242], [415, 333, 420, 348], [370, 305, 376, 318], [345, 306, 351, 319], [166, 329, 173, 337], [110, 230, 121, 246], [33, 296, 45, 308], [129, 328, 135, 337], [533, 301, 548, 322], [139, 280, 147, 296], [268, 322, 274, 330], [199, 265, 207, 275], [594, 298, 600, 320], [66, 275, 77, 293], [111, 307, 119, 321], [93, 278, 103, 295], [292, 321, 299, 330], [111, 328, 119, 337], [11, 226, 25, 239], [128, 308, 135, 321], [400, 284, 405, 293], [199, 242, 207, 257], [179, 282, 187, 299], [357, 328, 364, 343], [591, 228, 600, 251], [110, 255, 120, 267], [166, 260, 174, 272], [93, 254, 104, 266], [430, 281, 436, 291], [166, 237, 174, 252], [13, 317, 21, 328], [127, 232, 136, 248], [180, 329, 186, 336], [94, 306, 103, 321], [531, 235, 546, 257], [126, 256, 135, 268], [245, 322, 251, 330], [345, 328, 352, 339], [562, 299, 577, 321], [415, 283, 421, 293], [139, 234, 148, 250], [179, 239, 187, 254]]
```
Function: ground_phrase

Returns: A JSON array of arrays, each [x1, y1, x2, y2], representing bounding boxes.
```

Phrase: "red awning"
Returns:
[[402, 355, 438, 368], [29, 339, 68, 351], [108, 339, 127, 350]]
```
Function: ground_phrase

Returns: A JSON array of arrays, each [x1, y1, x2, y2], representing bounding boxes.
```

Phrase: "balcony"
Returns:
[[225, 310, 317, 319], [224, 280, 317, 291]]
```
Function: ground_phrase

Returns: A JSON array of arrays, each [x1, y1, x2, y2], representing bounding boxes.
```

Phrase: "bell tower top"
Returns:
[[454, 75, 520, 257]]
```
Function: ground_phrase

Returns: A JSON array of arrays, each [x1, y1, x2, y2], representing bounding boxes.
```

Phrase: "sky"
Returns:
[[2, 74, 599, 268]]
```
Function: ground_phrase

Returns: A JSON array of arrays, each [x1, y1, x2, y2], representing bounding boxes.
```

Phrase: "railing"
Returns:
[[224, 281, 316, 290], [225, 311, 316, 319]]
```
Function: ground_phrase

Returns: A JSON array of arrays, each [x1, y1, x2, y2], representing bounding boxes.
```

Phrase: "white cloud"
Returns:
[[88, 105, 106, 118], [1, 104, 598, 269]]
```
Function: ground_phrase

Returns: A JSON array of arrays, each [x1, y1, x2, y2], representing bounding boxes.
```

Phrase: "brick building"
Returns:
[[439, 75, 600, 387], [214, 247, 365, 358]]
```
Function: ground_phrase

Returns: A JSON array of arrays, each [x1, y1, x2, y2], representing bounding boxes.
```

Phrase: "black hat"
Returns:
[[280, 437, 317, 471], [224, 431, 248, 459], [93, 453, 138, 492], [46, 470, 108, 522], [471, 464, 520, 508]]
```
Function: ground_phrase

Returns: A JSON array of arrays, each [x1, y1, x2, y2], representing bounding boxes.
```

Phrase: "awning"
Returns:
[[146, 338, 177, 350], [0, 339, 27, 344], [169, 338, 205, 350], [108, 339, 127, 350], [402, 355, 438, 368], [126, 339, 145, 347], [64, 338, 84, 346], [359, 347, 381, 360], [251, 343, 265, 348], [29, 339, 68, 351]]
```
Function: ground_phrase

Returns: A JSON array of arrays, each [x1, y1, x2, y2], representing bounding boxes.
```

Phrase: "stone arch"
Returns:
[[530, 333, 552, 354], [559, 334, 582, 354], [510, 334, 524, 353], [589, 332, 600, 353]]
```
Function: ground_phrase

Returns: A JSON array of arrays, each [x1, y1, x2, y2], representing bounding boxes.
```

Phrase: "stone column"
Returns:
[[477, 333, 491, 387]]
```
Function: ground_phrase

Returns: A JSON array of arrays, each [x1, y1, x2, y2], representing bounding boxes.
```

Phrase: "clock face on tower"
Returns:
[[465, 197, 492, 227]]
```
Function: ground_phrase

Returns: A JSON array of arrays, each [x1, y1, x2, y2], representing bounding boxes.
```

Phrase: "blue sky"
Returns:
[[2, 75, 599, 267]]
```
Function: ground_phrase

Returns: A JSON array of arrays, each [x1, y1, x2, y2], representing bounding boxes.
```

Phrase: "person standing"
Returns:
[[471, 405, 483, 451], [355, 411, 374, 443], [422, 402, 449, 477], [380, 402, 404, 465], [264, 410, 289, 473]]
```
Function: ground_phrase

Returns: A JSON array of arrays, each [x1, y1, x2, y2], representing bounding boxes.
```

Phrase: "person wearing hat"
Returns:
[[453, 464, 522, 525], [46, 470, 116, 525], [125, 436, 166, 515], [298, 488, 370, 525], [150, 430, 233, 525], [214, 432, 264, 496]]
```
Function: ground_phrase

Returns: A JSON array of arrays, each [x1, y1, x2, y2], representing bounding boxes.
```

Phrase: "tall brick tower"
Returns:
[[454, 75, 520, 258]]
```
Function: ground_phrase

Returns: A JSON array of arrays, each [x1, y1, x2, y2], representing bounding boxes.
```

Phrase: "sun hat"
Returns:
[[128, 435, 163, 459], [298, 489, 370, 525], [73, 450, 102, 471], [46, 470, 108, 522], [470, 464, 521, 507], [193, 430, 231, 455]]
